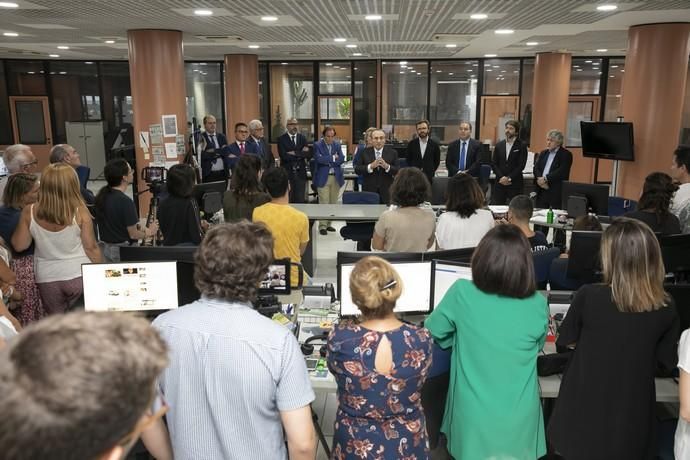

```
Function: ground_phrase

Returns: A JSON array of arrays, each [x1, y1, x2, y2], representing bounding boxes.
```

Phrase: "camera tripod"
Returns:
[[140, 166, 167, 247]]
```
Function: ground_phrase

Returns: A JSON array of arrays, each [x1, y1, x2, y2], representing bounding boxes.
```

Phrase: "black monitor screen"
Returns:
[[580, 121, 634, 161], [566, 231, 603, 281], [193, 181, 226, 215], [423, 247, 476, 264], [336, 251, 423, 267], [561, 181, 610, 216]]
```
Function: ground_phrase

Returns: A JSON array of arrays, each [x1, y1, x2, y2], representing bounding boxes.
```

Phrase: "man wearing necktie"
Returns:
[[533, 129, 573, 209], [225, 122, 260, 171], [247, 119, 276, 169], [313, 126, 345, 234], [277, 118, 310, 203], [199, 114, 229, 183], [446, 121, 482, 177], [353, 128, 399, 204]]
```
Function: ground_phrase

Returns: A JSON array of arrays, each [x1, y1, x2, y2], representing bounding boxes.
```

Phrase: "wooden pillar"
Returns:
[[530, 52, 571, 154], [127, 29, 187, 216], [618, 23, 690, 199], [224, 54, 259, 136]]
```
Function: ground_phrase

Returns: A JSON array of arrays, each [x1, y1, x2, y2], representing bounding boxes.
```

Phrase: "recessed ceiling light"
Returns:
[[365, 14, 382, 20], [27, 71, 34, 74], [448, 72, 454, 75], [85, 61, 94, 64], [281, 62, 288, 65], [399, 71, 405, 74], [105, 40, 115, 44], [495, 29, 514, 35], [49, 54, 59, 58], [445, 44, 457, 48], [610, 75, 615, 78], [492, 65, 500, 68], [484, 54, 497, 57], [261, 16, 278, 21], [333, 38, 346, 42], [399, 61, 407, 65], [59, 71, 66, 75], [526, 41, 539, 46], [346, 44, 357, 48], [620, 69, 625, 72], [596, 48, 608, 52], [597, 4, 618, 11], [576, 69, 583, 72], [194, 9, 213, 16], [486, 69, 493, 72], [352, 53, 362, 56], [57, 45, 69, 50], [470, 13, 488, 19], [325, 63, 333, 66], [3, 32, 18, 37], [585, 60, 593, 63], [0, 2, 19, 7], [248, 45, 260, 49]]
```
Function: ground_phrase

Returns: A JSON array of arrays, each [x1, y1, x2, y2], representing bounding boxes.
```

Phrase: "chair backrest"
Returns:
[[533, 247, 561, 284], [431, 176, 449, 205], [567, 231, 603, 280], [398, 158, 409, 168], [607, 196, 637, 217], [666, 283, 690, 332], [342, 191, 379, 205], [660, 233, 690, 277]]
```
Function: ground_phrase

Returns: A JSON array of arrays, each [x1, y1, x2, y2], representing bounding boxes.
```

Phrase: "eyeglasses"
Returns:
[[21, 160, 38, 169], [238, 130, 249, 134], [117, 393, 169, 447]]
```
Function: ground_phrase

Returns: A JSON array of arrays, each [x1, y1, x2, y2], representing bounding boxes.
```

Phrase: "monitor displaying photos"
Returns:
[[82, 262, 179, 312], [259, 261, 291, 294], [431, 260, 473, 308], [339, 261, 431, 316]]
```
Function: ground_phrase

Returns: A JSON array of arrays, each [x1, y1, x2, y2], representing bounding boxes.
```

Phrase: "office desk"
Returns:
[[291, 203, 388, 274]]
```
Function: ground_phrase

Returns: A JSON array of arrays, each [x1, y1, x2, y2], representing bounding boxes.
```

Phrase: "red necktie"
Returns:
[[240, 142, 245, 154]]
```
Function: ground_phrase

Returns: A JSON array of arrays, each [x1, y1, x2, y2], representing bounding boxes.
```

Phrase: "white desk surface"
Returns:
[[292, 203, 388, 221]]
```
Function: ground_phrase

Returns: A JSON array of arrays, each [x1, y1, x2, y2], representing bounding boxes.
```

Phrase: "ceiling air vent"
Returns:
[[195, 35, 245, 43], [432, 34, 478, 43], [289, 51, 315, 57]]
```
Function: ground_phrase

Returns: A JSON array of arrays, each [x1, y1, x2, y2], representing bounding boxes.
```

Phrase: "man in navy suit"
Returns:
[[533, 129, 573, 209], [199, 114, 229, 183], [277, 118, 310, 203], [406, 119, 440, 185], [312, 126, 345, 234], [247, 119, 275, 169], [446, 121, 482, 177], [225, 122, 260, 170], [353, 129, 399, 204], [491, 120, 529, 205]]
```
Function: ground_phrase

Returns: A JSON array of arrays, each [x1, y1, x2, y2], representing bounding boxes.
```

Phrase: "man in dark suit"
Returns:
[[247, 119, 275, 169], [533, 129, 573, 209], [277, 118, 310, 203], [225, 122, 259, 170], [353, 128, 399, 204], [199, 114, 229, 183], [446, 121, 482, 177], [406, 119, 440, 185], [491, 120, 529, 205]]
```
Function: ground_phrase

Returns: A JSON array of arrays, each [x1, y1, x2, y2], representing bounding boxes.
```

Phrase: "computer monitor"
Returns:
[[580, 121, 635, 162], [193, 181, 226, 216], [659, 233, 690, 278], [258, 259, 291, 295], [566, 231, 603, 281], [338, 261, 432, 317], [82, 261, 178, 313], [561, 181, 610, 217], [423, 247, 476, 264], [666, 283, 690, 331], [336, 251, 423, 267], [431, 260, 472, 308]]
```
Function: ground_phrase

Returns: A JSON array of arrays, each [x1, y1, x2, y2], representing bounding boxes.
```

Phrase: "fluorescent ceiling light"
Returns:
[[85, 61, 94, 64], [399, 61, 407, 65], [365, 14, 382, 20], [57, 45, 69, 50], [105, 40, 115, 44], [596, 49, 608, 52], [49, 54, 59, 57], [333, 38, 346, 42], [495, 29, 514, 34], [281, 62, 288, 65], [470, 13, 487, 19], [194, 9, 213, 16], [596, 4, 618, 11], [248, 45, 260, 49], [0, 2, 19, 7], [59, 71, 66, 75], [261, 16, 278, 21], [325, 63, 333, 66], [3, 32, 18, 37], [352, 53, 362, 56], [445, 44, 457, 48], [484, 53, 497, 57], [346, 44, 357, 48], [526, 42, 539, 46], [611, 65, 619, 68]]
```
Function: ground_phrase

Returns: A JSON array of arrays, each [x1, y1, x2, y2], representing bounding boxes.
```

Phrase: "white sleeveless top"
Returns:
[[30, 204, 90, 283]]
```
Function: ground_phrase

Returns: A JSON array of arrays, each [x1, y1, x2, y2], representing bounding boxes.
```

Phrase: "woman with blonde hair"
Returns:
[[327, 256, 433, 459], [548, 217, 679, 459], [12, 163, 102, 314]]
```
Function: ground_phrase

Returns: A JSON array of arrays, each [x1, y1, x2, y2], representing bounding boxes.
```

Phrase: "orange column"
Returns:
[[127, 29, 187, 215], [224, 54, 259, 136], [530, 52, 571, 154], [618, 23, 690, 199]]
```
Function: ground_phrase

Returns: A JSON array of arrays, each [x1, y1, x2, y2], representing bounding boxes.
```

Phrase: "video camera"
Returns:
[[141, 166, 167, 195]]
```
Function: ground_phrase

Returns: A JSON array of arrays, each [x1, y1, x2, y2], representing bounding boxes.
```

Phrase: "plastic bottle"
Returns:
[[546, 207, 554, 224]]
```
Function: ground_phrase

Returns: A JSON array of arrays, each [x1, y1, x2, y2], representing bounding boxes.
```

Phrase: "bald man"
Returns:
[[49, 144, 95, 204]]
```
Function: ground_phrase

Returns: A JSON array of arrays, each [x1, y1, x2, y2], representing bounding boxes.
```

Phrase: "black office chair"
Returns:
[[431, 176, 449, 205], [339, 191, 380, 251], [533, 247, 560, 289]]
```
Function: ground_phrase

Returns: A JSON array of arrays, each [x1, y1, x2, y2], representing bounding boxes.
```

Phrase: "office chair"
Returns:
[[478, 164, 492, 194], [398, 157, 409, 168], [339, 191, 380, 251], [533, 247, 560, 289], [431, 176, 449, 205], [607, 196, 637, 217]]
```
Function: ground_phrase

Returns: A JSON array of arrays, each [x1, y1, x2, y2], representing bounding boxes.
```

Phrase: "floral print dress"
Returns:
[[327, 321, 433, 460]]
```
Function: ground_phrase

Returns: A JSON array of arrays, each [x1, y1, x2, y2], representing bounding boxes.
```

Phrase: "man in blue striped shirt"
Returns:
[[153, 222, 316, 460]]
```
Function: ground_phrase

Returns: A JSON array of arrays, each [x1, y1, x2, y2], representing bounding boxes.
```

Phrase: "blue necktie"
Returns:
[[459, 142, 467, 171]]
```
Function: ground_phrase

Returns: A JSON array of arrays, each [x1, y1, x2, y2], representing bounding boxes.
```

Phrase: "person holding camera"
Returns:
[[95, 158, 158, 261], [158, 164, 207, 246]]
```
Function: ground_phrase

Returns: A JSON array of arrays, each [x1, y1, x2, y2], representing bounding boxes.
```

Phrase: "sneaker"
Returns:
[[319, 228, 327, 235]]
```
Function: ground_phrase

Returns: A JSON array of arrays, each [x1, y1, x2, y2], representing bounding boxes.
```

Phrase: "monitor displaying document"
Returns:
[[431, 260, 473, 308], [339, 261, 431, 316], [82, 262, 179, 312]]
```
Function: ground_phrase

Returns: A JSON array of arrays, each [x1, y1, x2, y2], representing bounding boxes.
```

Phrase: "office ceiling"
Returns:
[[0, 0, 688, 61]]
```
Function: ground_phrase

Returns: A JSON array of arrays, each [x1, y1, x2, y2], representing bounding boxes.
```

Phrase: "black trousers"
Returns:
[[491, 182, 523, 205], [285, 164, 307, 203]]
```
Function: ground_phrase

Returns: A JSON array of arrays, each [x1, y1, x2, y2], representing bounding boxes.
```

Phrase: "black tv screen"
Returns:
[[580, 121, 634, 161]]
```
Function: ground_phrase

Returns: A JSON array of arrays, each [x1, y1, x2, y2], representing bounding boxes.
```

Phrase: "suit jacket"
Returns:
[[533, 147, 573, 208], [225, 140, 259, 169], [406, 137, 440, 184], [354, 146, 399, 202], [199, 131, 229, 178], [312, 140, 345, 188], [277, 132, 309, 167], [247, 136, 274, 169], [446, 138, 482, 177], [492, 138, 528, 187]]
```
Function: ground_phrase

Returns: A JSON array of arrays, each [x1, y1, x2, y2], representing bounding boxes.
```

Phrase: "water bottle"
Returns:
[[546, 207, 554, 224]]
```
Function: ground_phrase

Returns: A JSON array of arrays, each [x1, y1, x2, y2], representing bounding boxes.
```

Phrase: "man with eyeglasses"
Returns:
[[199, 114, 229, 183], [247, 119, 275, 169], [0, 311, 173, 460], [49, 144, 95, 204], [225, 121, 260, 170], [278, 118, 310, 203], [0, 144, 38, 206]]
